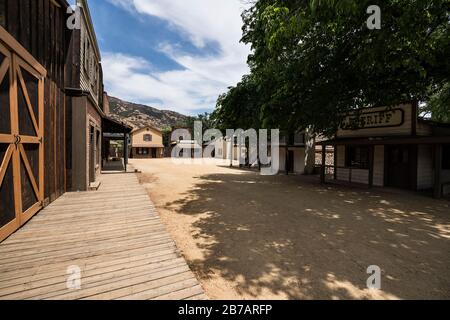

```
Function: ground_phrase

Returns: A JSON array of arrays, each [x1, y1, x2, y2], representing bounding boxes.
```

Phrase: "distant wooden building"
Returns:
[[130, 126, 164, 158], [277, 131, 315, 174], [171, 140, 203, 158], [214, 132, 316, 174], [319, 103, 450, 198], [214, 136, 248, 163]]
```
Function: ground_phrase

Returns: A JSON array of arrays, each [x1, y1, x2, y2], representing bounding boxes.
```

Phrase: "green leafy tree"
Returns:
[[421, 83, 450, 122], [161, 127, 172, 147], [236, 0, 450, 135]]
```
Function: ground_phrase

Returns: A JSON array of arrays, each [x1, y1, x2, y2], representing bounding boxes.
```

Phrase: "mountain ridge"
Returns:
[[107, 96, 189, 130]]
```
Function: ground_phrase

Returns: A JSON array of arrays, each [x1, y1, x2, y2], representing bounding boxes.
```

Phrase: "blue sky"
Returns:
[[82, 0, 250, 115]]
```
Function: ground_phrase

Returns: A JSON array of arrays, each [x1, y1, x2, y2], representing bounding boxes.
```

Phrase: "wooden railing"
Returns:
[[321, 165, 369, 184]]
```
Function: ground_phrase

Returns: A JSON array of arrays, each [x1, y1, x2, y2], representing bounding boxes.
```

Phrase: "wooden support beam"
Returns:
[[124, 132, 128, 172], [320, 144, 326, 184], [285, 146, 289, 175], [433, 144, 442, 199], [333, 145, 337, 180], [368, 145, 374, 188]]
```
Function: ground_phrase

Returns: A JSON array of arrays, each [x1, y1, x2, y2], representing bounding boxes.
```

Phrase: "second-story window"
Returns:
[[143, 134, 152, 142], [92, 62, 98, 90], [90, 54, 95, 80], [294, 133, 305, 144], [84, 37, 90, 74]]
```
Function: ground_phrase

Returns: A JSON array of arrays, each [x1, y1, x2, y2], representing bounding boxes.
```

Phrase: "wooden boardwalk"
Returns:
[[0, 173, 206, 300]]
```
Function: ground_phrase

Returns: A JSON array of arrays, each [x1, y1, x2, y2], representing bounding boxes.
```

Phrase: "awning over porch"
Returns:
[[102, 116, 133, 134], [132, 144, 165, 148], [102, 116, 133, 172], [318, 135, 450, 146], [317, 134, 450, 199]]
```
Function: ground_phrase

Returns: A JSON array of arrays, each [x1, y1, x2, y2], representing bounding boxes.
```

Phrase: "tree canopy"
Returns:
[[213, 0, 450, 135]]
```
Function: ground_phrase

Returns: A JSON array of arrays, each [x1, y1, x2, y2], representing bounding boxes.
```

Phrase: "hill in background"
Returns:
[[107, 96, 189, 130]]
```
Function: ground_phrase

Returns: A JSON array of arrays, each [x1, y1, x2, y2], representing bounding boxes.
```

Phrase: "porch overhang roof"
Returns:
[[102, 116, 133, 134], [317, 135, 450, 146], [132, 144, 165, 148]]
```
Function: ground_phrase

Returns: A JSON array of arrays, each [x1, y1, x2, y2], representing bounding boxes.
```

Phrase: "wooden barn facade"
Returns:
[[0, 0, 129, 242], [0, 0, 70, 242]]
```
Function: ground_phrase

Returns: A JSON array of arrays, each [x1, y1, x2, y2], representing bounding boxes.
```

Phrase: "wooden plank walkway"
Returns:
[[0, 173, 206, 300]]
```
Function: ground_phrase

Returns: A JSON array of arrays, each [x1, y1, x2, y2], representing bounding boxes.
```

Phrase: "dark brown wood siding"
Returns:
[[0, 0, 71, 202]]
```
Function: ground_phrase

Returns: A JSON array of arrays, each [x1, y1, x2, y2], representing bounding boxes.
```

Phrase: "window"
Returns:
[[90, 54, 94, 80], [443, 145, 450, 170], [92, 63, 98, 90], [288, 133, 295, 145], [279, 133, 287, 145], [294, 133, 305, 145], [84, 38, 90, 73], [143, 134, 152, 142], [137, 148, 149, 155], [345, 146, 369, 169]]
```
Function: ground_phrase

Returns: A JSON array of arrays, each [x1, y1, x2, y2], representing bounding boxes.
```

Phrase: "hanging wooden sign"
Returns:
[[341, 108, 405, 130]]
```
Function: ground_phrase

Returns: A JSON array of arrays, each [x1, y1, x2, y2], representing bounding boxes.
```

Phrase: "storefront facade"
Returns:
[[319, 103, 450, 198]]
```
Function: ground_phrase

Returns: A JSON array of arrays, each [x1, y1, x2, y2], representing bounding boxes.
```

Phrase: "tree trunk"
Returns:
[[285, 146, 289, 175], [257, 140, 261, 170]]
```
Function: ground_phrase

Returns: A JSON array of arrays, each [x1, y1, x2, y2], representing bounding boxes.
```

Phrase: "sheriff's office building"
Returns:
[[319, 103, 450, 198], [129, 127, 164, 159]]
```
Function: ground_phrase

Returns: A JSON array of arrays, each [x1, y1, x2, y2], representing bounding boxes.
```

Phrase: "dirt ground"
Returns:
[[130, 158, 450, 300]]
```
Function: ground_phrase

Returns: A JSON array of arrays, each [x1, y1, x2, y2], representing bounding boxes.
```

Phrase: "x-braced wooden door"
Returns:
[[0, 38, 45, 242]]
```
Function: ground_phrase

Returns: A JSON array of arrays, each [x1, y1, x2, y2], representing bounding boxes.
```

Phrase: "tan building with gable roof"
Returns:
[[130, 127, 165, 158]]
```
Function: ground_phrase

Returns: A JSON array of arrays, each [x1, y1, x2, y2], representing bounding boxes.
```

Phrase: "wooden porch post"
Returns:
[[333, 145, 337, 180], [124, 132, 128, 172], [368, 145, 374, 188], [285, 146, 289, 175], [434, 144, 442, 198], [320, 144, 326, 184]]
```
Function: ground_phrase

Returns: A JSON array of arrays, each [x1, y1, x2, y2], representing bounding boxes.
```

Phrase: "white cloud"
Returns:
[[103, 0, 251, 115]]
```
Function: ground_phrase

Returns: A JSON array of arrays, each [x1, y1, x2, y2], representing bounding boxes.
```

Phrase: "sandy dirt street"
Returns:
[[130, 158, 450, 300]]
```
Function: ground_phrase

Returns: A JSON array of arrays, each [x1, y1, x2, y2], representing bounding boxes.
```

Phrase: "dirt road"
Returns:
[[131, 158, 450, 300]]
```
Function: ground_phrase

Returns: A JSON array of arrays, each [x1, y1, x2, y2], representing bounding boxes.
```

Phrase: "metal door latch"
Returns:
[[13, 135, 21, 148]]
